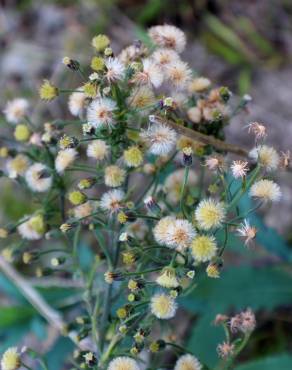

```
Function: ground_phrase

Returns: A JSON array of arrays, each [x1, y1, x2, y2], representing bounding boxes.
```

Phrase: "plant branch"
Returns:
[[154, 116, 248, 157]]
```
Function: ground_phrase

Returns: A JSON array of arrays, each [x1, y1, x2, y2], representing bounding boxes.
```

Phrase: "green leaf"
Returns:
[[136, 0, 164, 24], [235, 354, 292, 370], [238, 68, 251, 95], [30, 316, 47, 339], [0, 306, 35, 328], [45, 336, 73, 369], [0, 324, 29, 353], [182, 266, 292, 313], [0, 274, 28, 304]]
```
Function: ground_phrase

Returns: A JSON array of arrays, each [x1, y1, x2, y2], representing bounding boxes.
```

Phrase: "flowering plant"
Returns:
[[0, 24, 289, 370]]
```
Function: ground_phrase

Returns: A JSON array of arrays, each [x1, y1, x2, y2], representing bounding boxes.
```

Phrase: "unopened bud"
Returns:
[[144, 196, 161, 215], [182, 146, 193, 166], [63, 57, 80, 71]]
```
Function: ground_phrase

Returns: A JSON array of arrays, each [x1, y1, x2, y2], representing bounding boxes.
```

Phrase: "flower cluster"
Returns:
[[215, 309, 256, 361], [0, 24, 288, 369]]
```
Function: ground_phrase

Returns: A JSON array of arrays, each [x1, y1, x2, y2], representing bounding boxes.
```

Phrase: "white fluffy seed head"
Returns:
[[68, 87, 87, 116], [188, 77, 211, 93], [87, 97, 117, 129], [150, 293, 177, 319], [133, 58, 163, 88], [25, 163, 52, 192], [55, 148, 78, 174], [18, 215, 45, 240], [6, 155, 29, 179], [107, 356, 140, 370], [104, 165, 126, 187], [87, 140, 109, 161], [104, 57, 125, 82], [174, 354, 202, 370], [3, 98, 29, 124], [165, 219, 196, 250], [249, 145, 279, 172], [249, 179, 281, 202], [74, 201, 94, 219], [230, 160, 249, 179], [141, 123, 177, 156], [236, 219, 257, 246], [165, 60, 192, 90], [153, 216, 176, 245], [148, 25, 186, 53], [152, 48, 180, 67], [100, 189, 125, 213]]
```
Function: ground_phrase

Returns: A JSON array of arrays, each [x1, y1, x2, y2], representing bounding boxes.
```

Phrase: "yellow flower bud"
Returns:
[[0, 147, 9, 157], [30, 214, 46, 234], [83, 82, 97, 98], [128, 279, 138, 291], [39, 80, 59, 101], [130, 347, 139, 356], [90, 56, 105, 71], [117, 307, 128, 320], [14, 124, 30, 142], [91, 34, 110, 52], [117, 211, 128, 224], [68, 191, 87, 206], [0, 228, 8, 238], [122, 251, 136, 266], [206, 263, 220, 278], [128, 293, 135, 302], [149, 341, 160, 353], [104, 47, 113, 56]]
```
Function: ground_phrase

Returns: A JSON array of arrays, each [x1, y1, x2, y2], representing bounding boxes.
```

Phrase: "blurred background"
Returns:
[[1, 1, 292, 369]]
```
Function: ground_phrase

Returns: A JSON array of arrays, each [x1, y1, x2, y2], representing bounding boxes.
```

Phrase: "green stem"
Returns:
[[99, 283, 112, 351], [124, 267, 163, 276], [165, 342, 193, 354], [228, 166, 261, 211], [135, 214, 160, 221], [220, 333, 251, 370], [180, 166, 190, 218], [22, 364, 34, 370], [72, 224, 81, 268], [219, 226, 229, 257], [93, 230, 113, 269]]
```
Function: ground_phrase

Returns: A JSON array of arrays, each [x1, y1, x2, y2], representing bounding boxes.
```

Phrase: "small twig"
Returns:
[[154, 116, 248, 157]]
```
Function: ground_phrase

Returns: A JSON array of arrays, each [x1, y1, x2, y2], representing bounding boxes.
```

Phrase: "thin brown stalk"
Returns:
[[156, 117, 248, 157]]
